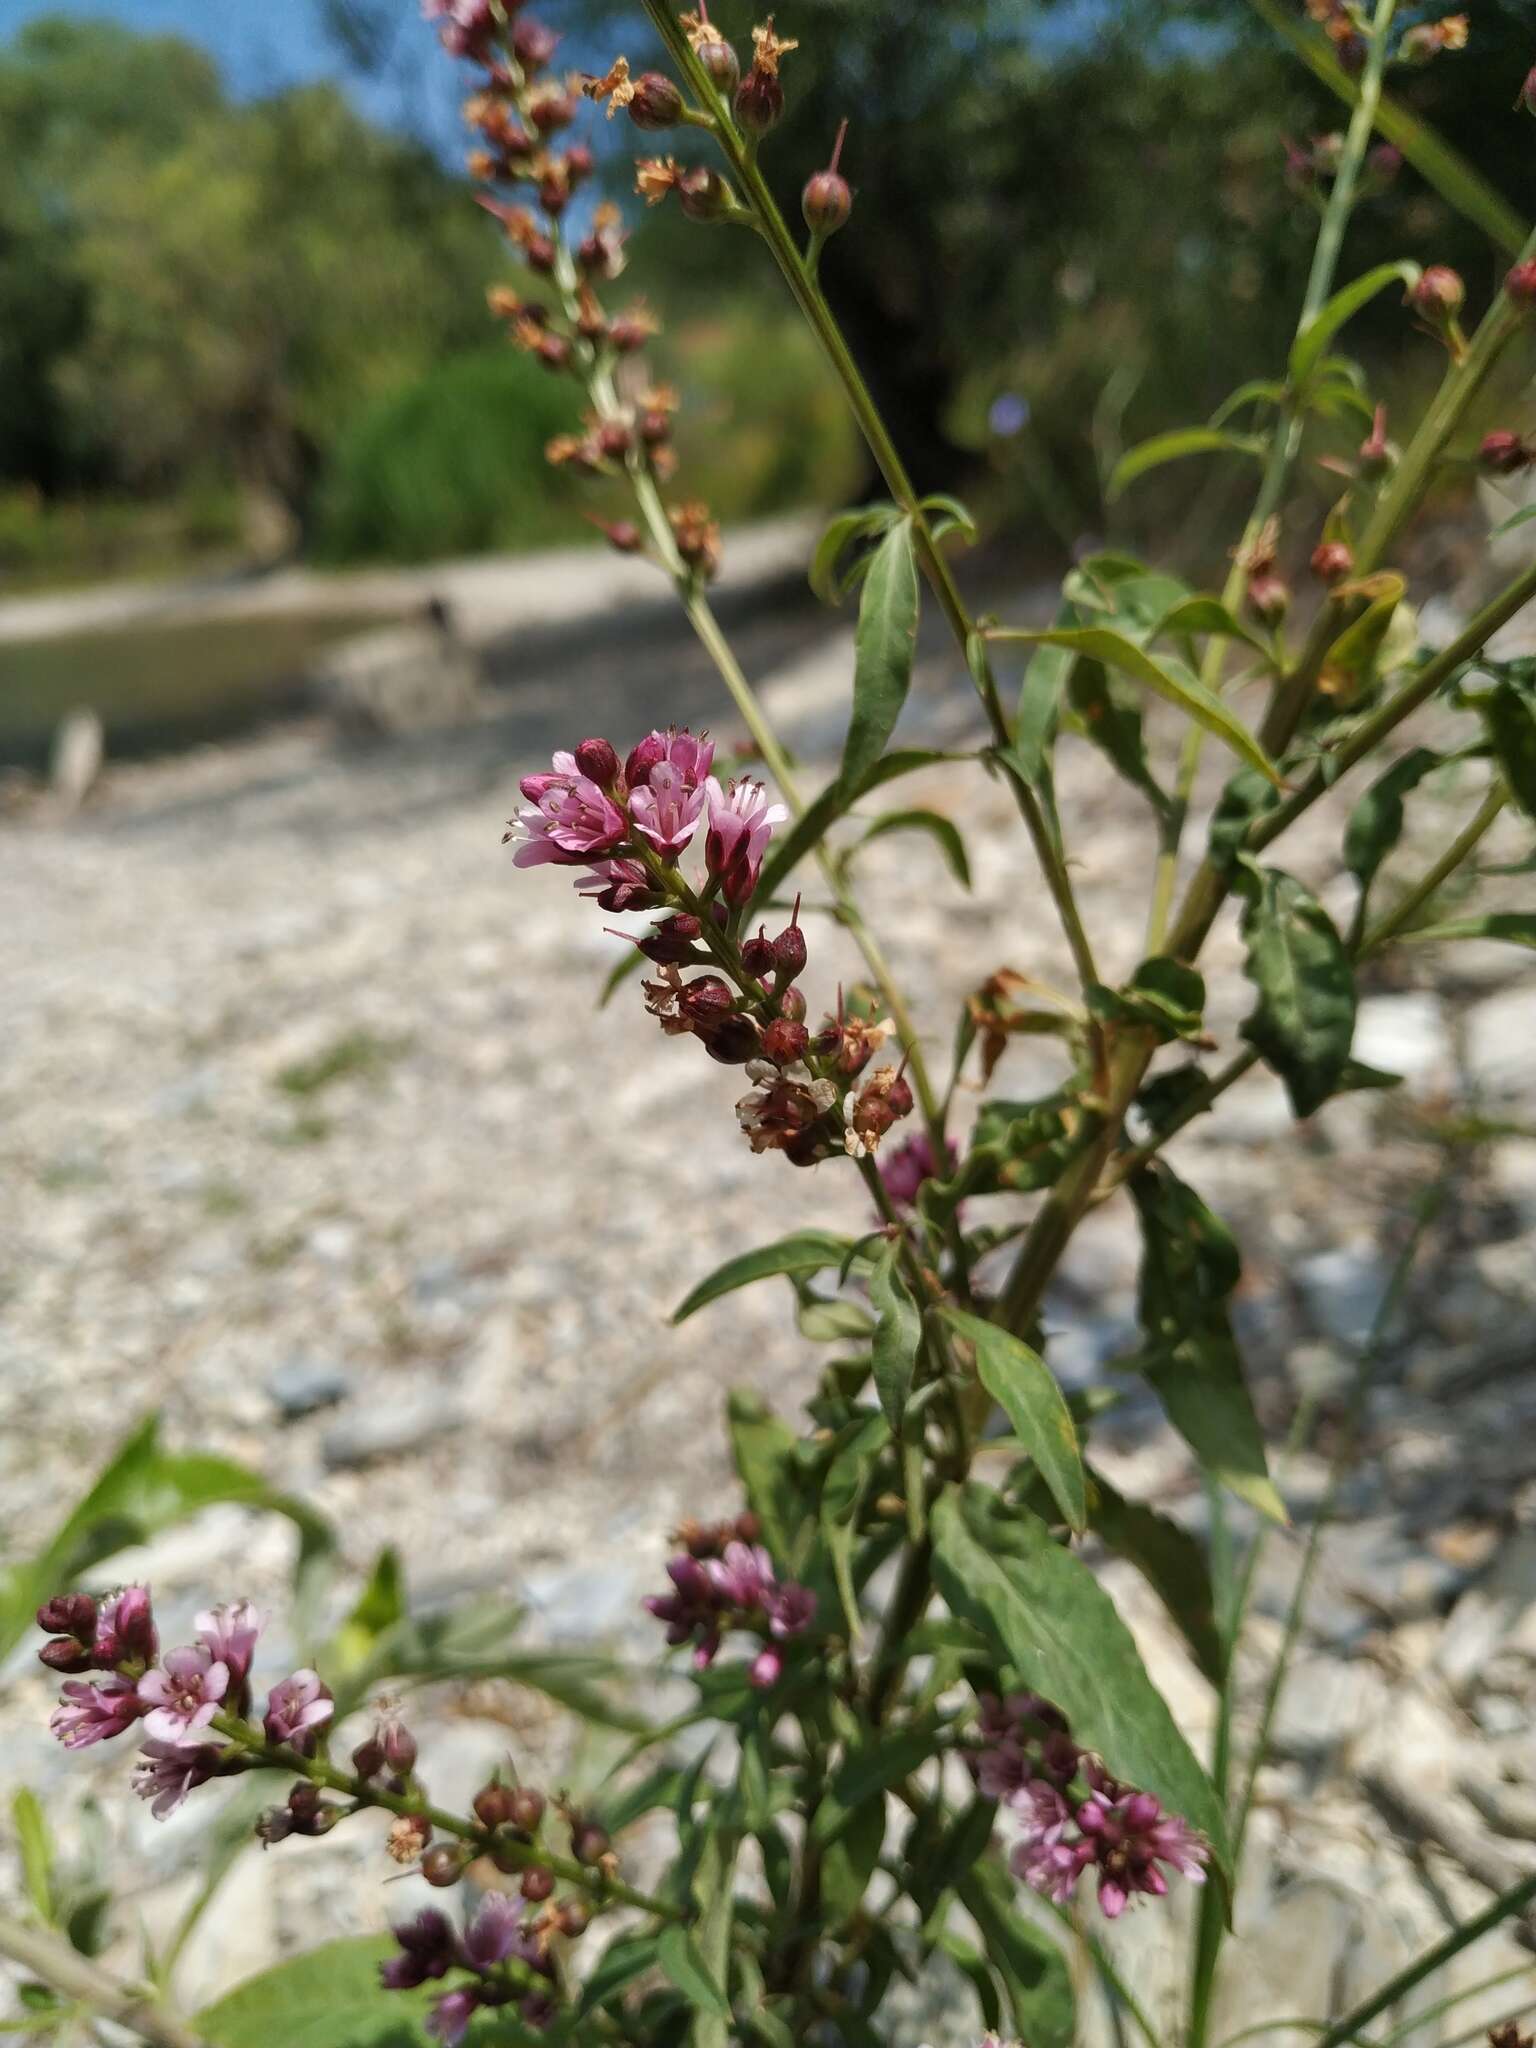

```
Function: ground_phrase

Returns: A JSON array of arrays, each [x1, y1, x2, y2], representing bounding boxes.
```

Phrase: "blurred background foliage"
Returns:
[[0, 0, 1531, 587]]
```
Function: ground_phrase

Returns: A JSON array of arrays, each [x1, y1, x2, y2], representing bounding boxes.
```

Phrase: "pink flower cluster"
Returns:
[[381, 1898, 556, 2043], [505, 728, 786, 908], [37, 1589, 333, 1820], [644, 1517, 816, 1688], [973, 1692, 1208, 1919]]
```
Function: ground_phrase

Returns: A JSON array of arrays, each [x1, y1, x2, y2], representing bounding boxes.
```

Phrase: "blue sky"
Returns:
[[0, 0, 464, 141]]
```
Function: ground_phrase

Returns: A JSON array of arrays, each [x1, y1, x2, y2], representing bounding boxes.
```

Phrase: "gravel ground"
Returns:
[[4, 557, 1536, 2038]]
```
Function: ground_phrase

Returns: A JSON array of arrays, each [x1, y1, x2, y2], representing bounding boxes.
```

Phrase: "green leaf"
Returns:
[[598, 944, 647, 1010], [579, 1934, 662, 2016], [856, 807, 971, 887], [1208, 766, 1283, 873], [931, 1485, 1228, 1872], [1011, 605, 1079, 782], [1238, 866, 1357, 1116], [672, 1232, 860, 1323], [809, 503, 902, 605], [0, 1415, 336, 1663], [988, 625, 1279, 784], [1066, 657, 1167, 815], [840, 517, 920, 793], [1088, 1466, 1224, 1685], [12, 1791, 53, 1925], [1127, 1163, 1285, 1525], [686, 1829, 737, 2048], [1483, 679, 1536, 819], [751, 749, 958, 906], [796, 1294, 877, 1344], [1318, 573, 1409, 701], [657, 1926, 731, 2023], [869, 1241, 921, 1433], [727, 1392, 806, 1577], [819, 1794, 888, 1925], [1153, 595, 1272, 662], [1491, 504, 1536, 540], [326, 1546, 405, 1696], [351, 1603, 646, 1730], [1289, 262, 1420, 387], [1208, 378, 1286, 429], [812, 1724, 936, 1847], [937, 1309, 1085, 1532], [1107, 426, 1265, 501], [958, 1857, 1076, 2048], [197, 1936, 512, 2048], [1343, 748, 1442, 916], [1088, 957, 1207, 1045], [920, 493, 979, 547], [1402, 913, 1536, 950]]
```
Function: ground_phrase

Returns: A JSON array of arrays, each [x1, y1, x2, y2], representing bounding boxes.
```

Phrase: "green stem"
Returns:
[[637, 0, 1102, 1002], [1313, 1872, 1536, 2048], [209, 1716, 681, 1922], [0, 1911, 207, 2048], [1357, 783, 1508, 955]]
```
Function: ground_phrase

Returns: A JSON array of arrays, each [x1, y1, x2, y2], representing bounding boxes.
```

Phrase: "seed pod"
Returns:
[[629, 72, 684, 130], [772, 920, 807, 982], [1506, 261, 1536, 307], [351, 1737, 385, 1780], [678, 168, 735, 224], [777, 985, 807, 1023], [381, 1719, 418, 1775], [521, 1865, 556, 1902], [1411, 266, 1465, 318], [474, 1782, 515, 1830], [558, 1899, 592, 1937], [736, 69, 784, 135], [701, 1013, 762, 1065], [740, 930, 776, 979], [572, 1822, 610, 1867], [803, 170, 852, 237], [508, 1786, 547, 1833], [1480, 430, 1532, 475], [421, 1844, 465, 1889], [761, 1018, 810, 1065], [697, 38, 741, 94], [1309, 540, 1354, 584]]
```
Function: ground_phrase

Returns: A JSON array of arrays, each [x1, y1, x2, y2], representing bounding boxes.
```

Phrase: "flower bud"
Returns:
[[637, 408, 672, 447], [697, 38, 741, 93], [381, 1718, 418, 1775], [565, 143, 595, 183], [525, 235, 557, 276], [535, 332, 572, 372], [776, 985, 807, 1022], [1411, 266, 1465, 318], [736, 69, 784, 134], [1480, 430, 1532, 475], [1310, 539, 1354, 584], [421, 1844, 465, 1889], [592, 420, 629, 460], [678, 976, 734, 1024], [609, 317, 653, 354], [628, 72, 684, 130], [521, 1866, 556, 1902], [678, 168, 735, 223], [573, 1822, 610, 1867], [574, 737, 621, 785], [38, 1635, 96, 1674], [37, 1594, 97, 1639], [508, 1786, 546, 1833], [1358, 404, 1392, 478], [701, 1013, 761, 1065], [772, 920, 807, 982], [351, 1736, 385, 1779], [512, 18, 559, 70], [740, 929, 776, 979], [474, 1782, 515, 1830], [640, 914, 705, 964], [1246, 572, 1290, 624], [599, 519, 643, 555], [803, 170, 852, 237], [256, 1806, 295, 1846], [558, 1899, 592, 1937], [529, 93, 576, 135], [761, 1018, 810, 1064], [1506, 261, 1536, 307], [784, 1125, 833, 1167]]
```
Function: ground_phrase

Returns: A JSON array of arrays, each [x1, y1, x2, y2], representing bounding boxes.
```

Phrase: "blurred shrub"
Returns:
[[0, 482, 243, 588]]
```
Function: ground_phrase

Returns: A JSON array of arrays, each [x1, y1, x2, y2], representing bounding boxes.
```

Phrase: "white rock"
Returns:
[[1295, 1241, 1397, 1349], [1464, 982, 1536, 1099], [1352, 992, 1453, 1097], [1268, 1656, 1392, 1762]]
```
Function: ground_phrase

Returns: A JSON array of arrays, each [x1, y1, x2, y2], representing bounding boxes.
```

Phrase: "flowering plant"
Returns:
[[7, 2, 1536, 2046]]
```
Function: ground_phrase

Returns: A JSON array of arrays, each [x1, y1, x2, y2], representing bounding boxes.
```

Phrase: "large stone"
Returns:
[[1267, 1655, 1392, 1762], [49, 706, 104, 811], [1438, 1530, 1536, 1695], [1465, 982, 1536, 1100], [266, 1355, 353, 1419], [312, 611, 483, 735], [321, 1390, 465, 1470], [1352, 992, 1454, 1098]]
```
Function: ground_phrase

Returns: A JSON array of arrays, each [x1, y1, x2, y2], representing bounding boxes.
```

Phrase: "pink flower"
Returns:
[[879, 1133, 957, 1211], [426, 1989, 482, 2046], [380, 1910, 458, 1991], [765, 1580, 817, 1640], [575, 858, 654, 912], [422, 0, 497, 60], [704, 1540, 776, 1610], [507, 751, 628, 869], [702, 777, 788, 904], [50, 1676, 142, 1749], [131, 1739, 219, 1819], [625, 727, 713, 792], [749, 1644, 783, 1688], [1077, 1789, 1208, 1918], [93, 1586, 158, 1671], [1013, 1824, 1093, 1906], [462, 1893, 542, 1972], [138, 1646, 229, 1745], [263, 1670, 333, 1754], [197, 1602, 263, 1710], [629, 761, 709, 859]]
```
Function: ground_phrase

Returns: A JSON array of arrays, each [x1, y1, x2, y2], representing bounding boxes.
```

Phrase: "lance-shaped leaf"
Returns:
[[1344, 748, 1443, 918], [658, 1924, 732, 2025], [727, 1392, 808, 1578], [1492, 504, 1536, 540], [1088, 1465, 1224, 1684], [1482, 677, 1536, 819], [598, 943, 648, 1009], [1153, 594, 1272, 662], [1290, 263, 1421, 387], [839, 516, 920, 793], [870, 1240, 921, 1431], [1237, 865, 1357, 1116], [198, 1938, 485, 2048], [1108, 426, 1265, 501], [672, 1232, 862, 1322], [988, 625, 1279, 783], [855, 806, 972, 887], [1088, 957, 1207, 1045], [809, 502, 902, 605], [931, 1484, 1228, 1870], [959, 1859, 1076, 2048], [1402, 913, 1536, 950], [937, 1309, 1085, 1531], [1126, 1163, 1285, 1524]]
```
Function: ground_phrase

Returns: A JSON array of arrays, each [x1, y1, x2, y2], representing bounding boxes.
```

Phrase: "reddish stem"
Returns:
[[829, 117, 849, 174]]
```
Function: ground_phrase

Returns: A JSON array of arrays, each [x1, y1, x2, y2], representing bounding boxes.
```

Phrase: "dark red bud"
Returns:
[[573, 1823, 610, 1867], [351, 1737, 385, 1779], [679, 977, 734, 1023], [887, 1075, 915, 1120], [474, 1783, 515, 1830], [784, 1125, 832, 1167], [422, 1845, 465, 1888], [574, 737, 621, 784], [697, 38, 740, 92], [525, 236, 557, 276], [37, 1594, 97, 1638], [701, 1014, 761, 1064], [777, 985, 807, 1022], [734, 1510, 761, 1542], [761, 1018, 810, 1064], [740, 930, 776, 978], [772, 923, 807, 981], [530, 94, 576, 134], [288, 1782, 324, 1821], [558, 1899, 592, 1936], [565, 143, 595, 182], [1506, 261, 1536, 307], [811, 1020, 843, 1059], [601, 520, 644, 555], [803, 170, 852, 236], [521, 1866, 556, 1902], [382, 1721, 418, 1774], [1411, 266, 1465, 317], [1310, 540, 1354, 584], [1246, 573, 1290, 624], [38, 1637, 95, 1674], [595, 421, 631, 460], [735, 70, 785, 135], [512, 18, 559, 69], [1480, 430, 1532, 475], [637, 409, 672, 446], [609, 318, 652, 355], [535, 332, 572, 371], [678, 168, 734, 223], [629, 72, 684, 130], [508, 1786, 546, 1833]]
